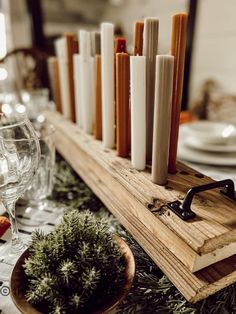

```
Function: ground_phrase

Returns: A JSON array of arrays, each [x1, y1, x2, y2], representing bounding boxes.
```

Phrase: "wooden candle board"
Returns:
[[45, 111, 236, 303]]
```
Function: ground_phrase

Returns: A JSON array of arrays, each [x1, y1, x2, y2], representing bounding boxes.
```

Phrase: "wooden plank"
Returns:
[[47, 111, 236, 271], [45, 111, 236, 302]]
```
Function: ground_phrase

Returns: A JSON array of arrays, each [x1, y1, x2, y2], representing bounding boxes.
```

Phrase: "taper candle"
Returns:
[[55, 37, 72, 120], [95, 55, 102, 140], [101, 23, 115, 148], [91, 31, 101, 56], [168, 13, 188, 174], [130, 56, 146, 170], [73, 54, 83, 128], [114, 38, 126, 53], [152, 55, 174, 185], [58, 59, 71, 119], [47, 57, 62, 113], [116, 53, 130, 157], [114, 37, 126, 143], [92, 31, 102, 139], [143, 18, 159, 164], [65, 33, 77, 122], [90, 56, 96, 133], [133, 21, 144, 56], [79, 30, 93, 134]]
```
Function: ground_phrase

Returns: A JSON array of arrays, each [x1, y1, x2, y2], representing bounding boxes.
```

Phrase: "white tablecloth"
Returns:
[[0, 210, 62, 314]]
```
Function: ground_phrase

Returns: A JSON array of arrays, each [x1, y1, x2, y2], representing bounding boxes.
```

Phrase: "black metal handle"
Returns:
[[167, 179, 236, 221]]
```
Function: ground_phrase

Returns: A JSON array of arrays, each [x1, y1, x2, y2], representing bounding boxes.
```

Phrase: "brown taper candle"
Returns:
[[116, 53, 130, 157], [133, 21, 144, 56], [65, 33, 78, 123], [168, 13, 188, 173], [91, 31, 101, 56]]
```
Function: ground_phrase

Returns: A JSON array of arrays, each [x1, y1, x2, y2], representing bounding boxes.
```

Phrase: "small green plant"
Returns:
[[24, 210, 126, 314]]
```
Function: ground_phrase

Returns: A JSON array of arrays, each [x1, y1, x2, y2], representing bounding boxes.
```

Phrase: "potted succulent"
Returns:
[[11, 210, 135, 313]]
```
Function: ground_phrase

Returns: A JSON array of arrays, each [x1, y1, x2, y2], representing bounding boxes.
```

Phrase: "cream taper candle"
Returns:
[[73, 54, 83, 128], [94, 55, 102, 140], [143, 17, 159, 164], [79, 30, 93, 134], [101, 23, 115, 148], [152, 55, 174, 185], [130, 56, 146, 170]]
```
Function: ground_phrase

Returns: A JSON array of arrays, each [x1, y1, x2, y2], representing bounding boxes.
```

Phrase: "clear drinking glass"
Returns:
[[0, 114, 40, 281], [21, 88, 50, 120], [17, 123, 57, 226]]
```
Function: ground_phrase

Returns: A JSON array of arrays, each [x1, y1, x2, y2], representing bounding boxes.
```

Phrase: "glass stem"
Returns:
[[4, 200, 24, 254]]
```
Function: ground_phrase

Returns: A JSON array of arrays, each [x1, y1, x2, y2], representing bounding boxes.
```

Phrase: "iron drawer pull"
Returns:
[[167, 179, 236, 221]]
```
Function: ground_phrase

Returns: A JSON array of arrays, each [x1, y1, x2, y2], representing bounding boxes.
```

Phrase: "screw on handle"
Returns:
[[167, 179, 236, 221], [182, 179, 235, 212]]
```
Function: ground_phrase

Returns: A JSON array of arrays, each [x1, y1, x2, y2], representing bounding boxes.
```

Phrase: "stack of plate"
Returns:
[[177, 121, 236, 166]]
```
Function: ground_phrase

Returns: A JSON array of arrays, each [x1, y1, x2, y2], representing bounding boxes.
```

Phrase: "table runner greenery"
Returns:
[[53, 155, 236, 314]]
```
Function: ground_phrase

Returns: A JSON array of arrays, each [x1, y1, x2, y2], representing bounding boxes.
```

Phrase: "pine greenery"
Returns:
[[50, 156, 236, 313], [24, 210, 125, 314]]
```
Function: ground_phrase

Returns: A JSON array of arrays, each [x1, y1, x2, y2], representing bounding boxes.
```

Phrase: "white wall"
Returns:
[[9, 0, 32, 49], [1, 0, 32, 50], [42, 0, 188, 53], [190, 0, 236, 104], [102, 0, 188, 53]]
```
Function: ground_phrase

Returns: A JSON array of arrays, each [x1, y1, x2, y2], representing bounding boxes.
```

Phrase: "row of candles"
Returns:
[[48, 13, 188, 186]]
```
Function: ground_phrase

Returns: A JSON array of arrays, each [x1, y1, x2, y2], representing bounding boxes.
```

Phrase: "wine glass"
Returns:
[[0, 113, 40, 281], [17, 123, 62, 226]]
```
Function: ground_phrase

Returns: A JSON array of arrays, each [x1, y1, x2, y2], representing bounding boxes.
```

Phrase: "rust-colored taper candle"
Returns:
[[114, 38, 126, 144], [133, 21, 144, 56], [114, 39, 126, 96], [168, 13, 188, 173], [114, 37, 126, 54], [116, 53, 130, 157], [65, 33, 78, 123], [47, 57, 62, 113], [95, 55, 102, 140], [94, 33, 102, 139]]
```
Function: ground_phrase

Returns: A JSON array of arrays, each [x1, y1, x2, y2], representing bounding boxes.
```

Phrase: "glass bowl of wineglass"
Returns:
[[0, 111, 40, 281]]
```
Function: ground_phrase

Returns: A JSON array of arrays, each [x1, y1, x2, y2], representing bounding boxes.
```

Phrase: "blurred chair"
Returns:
[[0, 47, 51, 91]]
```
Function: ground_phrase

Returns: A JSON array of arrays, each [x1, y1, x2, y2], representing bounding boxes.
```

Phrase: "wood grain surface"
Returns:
[[45, 111, 236, 302]]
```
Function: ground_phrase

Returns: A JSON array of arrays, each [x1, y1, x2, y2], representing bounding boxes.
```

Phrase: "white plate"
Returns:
[[178, 126, 236, 166], [182, 121, 236, 145], [185, 136, 236, 152]]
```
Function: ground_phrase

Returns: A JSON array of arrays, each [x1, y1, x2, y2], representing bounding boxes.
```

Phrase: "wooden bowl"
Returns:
[[10, 235, 135, 314]]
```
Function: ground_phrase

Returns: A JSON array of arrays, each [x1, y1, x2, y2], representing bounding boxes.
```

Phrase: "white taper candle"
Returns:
[[101, 23, 115, 148], [130, 56, 146, 170], [79, 30, 93, 133], [73, 54, 83, 128], [152, 55, 174, 185]]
